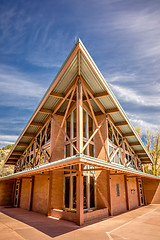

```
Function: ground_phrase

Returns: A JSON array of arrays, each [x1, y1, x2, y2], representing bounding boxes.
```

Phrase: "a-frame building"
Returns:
[[0, 39, 160, 225]]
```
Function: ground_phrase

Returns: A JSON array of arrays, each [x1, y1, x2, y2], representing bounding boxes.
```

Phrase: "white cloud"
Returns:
[[109, 82, 160, 107]]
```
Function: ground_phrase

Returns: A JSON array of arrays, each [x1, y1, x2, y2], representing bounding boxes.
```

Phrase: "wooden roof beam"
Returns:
[[17, 143, 28, 147], [94, 91, 109, 98], [50, 92, 64, 98], [23, 133, 35, 138], [30, 122, 43, 127], [115, 121, 128, 127], [12, 151, 23, 155], [130, 142, 140, 146], [39, 108, 52, 114], [123, 132, 135, 137], [138, 154, 148, 158], [9, 156, 19, 160], [135, 150, 145, 154], [106, 108, 119, 114]]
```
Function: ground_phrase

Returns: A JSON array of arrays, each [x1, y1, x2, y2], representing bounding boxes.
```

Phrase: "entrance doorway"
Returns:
[[14, 180, 20, 207], [138, 180, 144, 205]]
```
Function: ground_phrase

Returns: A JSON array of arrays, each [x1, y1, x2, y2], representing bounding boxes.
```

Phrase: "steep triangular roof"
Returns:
[[5, 39, 152, 164]]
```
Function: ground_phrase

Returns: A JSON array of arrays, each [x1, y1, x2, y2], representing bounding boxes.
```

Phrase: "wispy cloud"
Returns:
[[0, 64, 46, 109], [0, 135, 18, 148]]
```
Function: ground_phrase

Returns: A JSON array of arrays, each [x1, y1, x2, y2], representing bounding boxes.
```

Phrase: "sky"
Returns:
[[0, 0, 160, 148]]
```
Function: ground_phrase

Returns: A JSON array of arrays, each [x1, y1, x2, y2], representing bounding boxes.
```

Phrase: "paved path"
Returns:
[[0, 205, 160, 240]]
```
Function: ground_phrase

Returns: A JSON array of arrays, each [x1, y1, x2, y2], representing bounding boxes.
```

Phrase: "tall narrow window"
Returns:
[[66, 115, 71, 138], [90, 176, 95, 208], [73, 109, 77, 138], [83, 176, 88, 209], [65, 144, 70, 157], [88, 115, 94, 138], [65, 177, 70, 208], [72, 176, 76, 208], [116, 184, 120, 197], [83, 109, 87, 138]]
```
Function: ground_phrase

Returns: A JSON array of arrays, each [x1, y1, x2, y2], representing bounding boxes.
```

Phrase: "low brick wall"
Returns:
[[0, 180, 13, 206], [51, 208, 108, 223]]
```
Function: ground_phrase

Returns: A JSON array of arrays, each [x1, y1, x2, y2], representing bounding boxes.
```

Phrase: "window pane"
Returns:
[[83, 176, 88, 209], [88, 115, 93, 138], [72, 176, 76, 209], [66, 115, 71, 138], [72, 141, 77, 155], [90, 177, 95, 208], [83, 141, 88, 155], [89, 144, 94, 157], [116, 184, 120, 197], [73, 109, 77, 138], [65, 144, 70, 157], [65, 177, 70, 208], [83, 110, 87, 138]]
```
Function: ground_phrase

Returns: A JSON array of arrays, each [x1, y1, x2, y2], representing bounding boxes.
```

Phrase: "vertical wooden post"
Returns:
[[48, 171, 53, 216], [11, 179, 16, 206], [124, 175, 129, 210], [17, 179, 22, 208], [76, 164, 84, 225], [106, 170, 111, 215], [136, 178, 141, 206], [77, 79, 83, 153], [50, 117, 54, 162], [29, 176, 35, 211]]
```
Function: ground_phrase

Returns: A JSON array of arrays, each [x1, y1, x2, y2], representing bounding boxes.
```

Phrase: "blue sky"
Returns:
[[0, 0, 160, 148]]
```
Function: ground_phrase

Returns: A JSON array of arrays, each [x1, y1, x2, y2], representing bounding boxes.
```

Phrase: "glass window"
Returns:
[[65, 177, 70, 208], [73, 109, 77, 138], [65, 144, 70, 157], [89, 144, 94, 157], [72, 141, 77, 156], [90, 176, 95, 208], [116, 184, 120, 197], [83, 176, 88, 209], [83, 110, 87, 138], [72, 176, 76, 209], [66, 115, 71, 138], [88, 115, 93, 138]]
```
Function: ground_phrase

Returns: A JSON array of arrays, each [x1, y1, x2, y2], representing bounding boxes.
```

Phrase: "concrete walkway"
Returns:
[[0, 205, 160, 240]]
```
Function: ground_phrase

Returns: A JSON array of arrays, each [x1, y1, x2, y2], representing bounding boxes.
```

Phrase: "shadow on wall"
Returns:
[[143, 179, 160, 204]]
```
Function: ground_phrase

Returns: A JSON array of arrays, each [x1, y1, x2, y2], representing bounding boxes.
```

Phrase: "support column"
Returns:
[[50, 117, 54, 162], [136, 178, 141, 206], [77, 79, 83, 153], [48, 171, 53, 216], [11, 179, 16, 206], [106, 170, 111, 215], [124, 175, 129, 210], [17, 179, 22, 208], [29, 176, 35, 211], [76, 164, 84, 225]]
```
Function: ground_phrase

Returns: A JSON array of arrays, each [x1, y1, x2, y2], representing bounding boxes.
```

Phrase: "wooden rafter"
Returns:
[[39, 108, 52, 114], [82, 81, 110, 162], [108, 118, 126, 166], [115, 121, 128, 127], [51, 79, 78, 157], [30, 122, 43, 127], [94, 91, 109, 98], [53, 76, 78, 114], [81, 116, 106, 153]]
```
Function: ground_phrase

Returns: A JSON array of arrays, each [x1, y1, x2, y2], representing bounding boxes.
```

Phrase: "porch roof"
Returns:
[[1, 155, 159, 182], [5, 39, 152, 165]]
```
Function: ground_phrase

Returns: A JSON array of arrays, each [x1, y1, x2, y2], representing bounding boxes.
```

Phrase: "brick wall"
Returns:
[[143, 179, 160, 204], [32, 175, 49, 215], [20, 178, 32, 210], [50, 171, 64, 210], [110, 175, 127, 215], [0, 180, 13, 206], [51, 115, 64, 162], [127, 177, 139, 210]]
